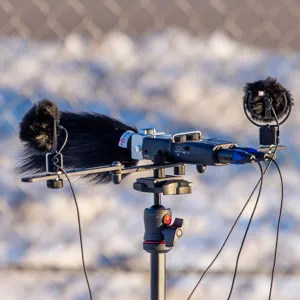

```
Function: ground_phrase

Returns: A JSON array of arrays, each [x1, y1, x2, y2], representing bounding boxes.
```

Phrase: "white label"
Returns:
[[118, 131, 134, 148]]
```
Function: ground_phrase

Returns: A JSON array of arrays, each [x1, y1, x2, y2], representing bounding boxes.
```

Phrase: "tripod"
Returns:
[[22, 160, 200, 300], [134, 165, 192, 300]]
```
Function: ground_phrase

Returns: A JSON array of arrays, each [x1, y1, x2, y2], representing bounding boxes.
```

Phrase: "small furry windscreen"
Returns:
[[243, 77, 294, 123], [18, 100, 138, 184]]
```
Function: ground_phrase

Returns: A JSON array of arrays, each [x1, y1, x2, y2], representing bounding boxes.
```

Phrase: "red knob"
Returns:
[[163, 214, 172, 225]]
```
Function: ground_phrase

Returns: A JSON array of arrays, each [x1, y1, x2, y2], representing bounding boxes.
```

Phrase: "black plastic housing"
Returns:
[[142, 137, 237, 166], [260, 125, 278, 146]]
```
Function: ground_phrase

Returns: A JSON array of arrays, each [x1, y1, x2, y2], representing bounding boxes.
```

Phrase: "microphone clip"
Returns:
[[46, 152, 64, 173], [45, 116, 64, 189]]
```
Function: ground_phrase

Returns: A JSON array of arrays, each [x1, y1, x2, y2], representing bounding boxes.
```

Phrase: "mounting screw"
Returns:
[[47, 179, 63, 189], [176, 229, 183, 237], [111, 161, 122, 184], [174, 165, 185, 175], [139, 128, 156, 135]]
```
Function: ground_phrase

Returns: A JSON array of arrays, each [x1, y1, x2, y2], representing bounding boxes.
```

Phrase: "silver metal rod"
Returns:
[[22, 163, 183, 183], [151, 253, 166, 300]]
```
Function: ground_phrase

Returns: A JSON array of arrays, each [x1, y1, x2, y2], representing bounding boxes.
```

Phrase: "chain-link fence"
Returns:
[[1, 0, 300, 49], [1, 0, 300, 299]]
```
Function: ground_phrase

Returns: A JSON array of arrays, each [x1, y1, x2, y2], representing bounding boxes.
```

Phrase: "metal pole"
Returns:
[[153, 168, 164, 206], [154, 193, 161, 206], [150, 252, 166, 300]]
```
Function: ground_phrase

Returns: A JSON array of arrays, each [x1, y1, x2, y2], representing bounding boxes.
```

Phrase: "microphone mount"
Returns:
[[244, 91, 282, 147], [243, 77, 293, 147]]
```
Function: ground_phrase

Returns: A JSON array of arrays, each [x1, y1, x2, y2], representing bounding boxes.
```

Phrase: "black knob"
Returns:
[[187, 133, 201, 141], [112, 172, 122, 184], [196, 165, 206, 174], [47, 179, 64, 189], [174, 135, 186, 143], [111, 161, 122, 184]]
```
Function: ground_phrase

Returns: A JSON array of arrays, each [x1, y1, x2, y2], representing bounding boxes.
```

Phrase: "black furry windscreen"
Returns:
[[19, 99, 61, 152], [243, 77, 294, 123], [18, 100, 138, 184]]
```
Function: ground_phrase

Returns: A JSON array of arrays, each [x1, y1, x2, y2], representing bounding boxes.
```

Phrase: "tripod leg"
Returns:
[[151, 252, 166, 300]]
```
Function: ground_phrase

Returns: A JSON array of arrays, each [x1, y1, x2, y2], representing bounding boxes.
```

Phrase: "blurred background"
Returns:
[[1, 0, 300, 299]]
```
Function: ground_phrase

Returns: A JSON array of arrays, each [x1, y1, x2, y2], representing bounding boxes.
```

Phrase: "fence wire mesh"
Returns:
[[1, 0, 300, 49], [0, 0, 300, 299]]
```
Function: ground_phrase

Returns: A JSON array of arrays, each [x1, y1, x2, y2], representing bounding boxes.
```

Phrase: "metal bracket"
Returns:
[[133, 175, 192, 195]]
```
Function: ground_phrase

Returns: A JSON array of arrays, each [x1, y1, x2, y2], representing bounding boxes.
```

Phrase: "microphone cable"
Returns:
[[187, 161, 264, 300], [187, 98, 281, 299], [264, 96, 284, 300], [226, 161, 263, 299], [53, 127, 93, 300], [266, 157, 284, 300], [227, 157, 283, 300]]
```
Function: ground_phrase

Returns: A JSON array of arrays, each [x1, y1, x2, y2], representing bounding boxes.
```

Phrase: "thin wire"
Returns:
[[227, 98, 281, 299], [53, 126, 68, 158], [268, 95, 280, 161], [266, 158, 284, 300], [187, 162, 264, 300], [187, 98, 280, 300], [52, 127, 93, 300], [227, 161, 264, 299], [227, 97, 281, 299], [55, 166, 93, 300]]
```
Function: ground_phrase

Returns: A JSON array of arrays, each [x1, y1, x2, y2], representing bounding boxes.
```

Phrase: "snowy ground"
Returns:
[[0, 28, 300, 299]]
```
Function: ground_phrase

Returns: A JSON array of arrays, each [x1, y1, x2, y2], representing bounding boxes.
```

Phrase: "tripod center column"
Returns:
[[151, 252, 166, 300]]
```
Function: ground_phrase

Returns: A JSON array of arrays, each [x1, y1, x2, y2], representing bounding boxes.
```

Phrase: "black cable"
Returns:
[[53, 127, 93, 300], [226, 98, 281, 299], [187, 97, 280, 300], [187, 161, 264, 300], [226, 161, 263, 299], [227, 99, 281, 299], [266, 157, 284, 300], [57, 167, 93, 300]]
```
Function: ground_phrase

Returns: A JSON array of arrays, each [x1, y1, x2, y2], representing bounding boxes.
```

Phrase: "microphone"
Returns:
[[18, 99, 138, 184], [19, 99, 61, 152], [243, 77, 293, 124], [243, 77, 294, 146]]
